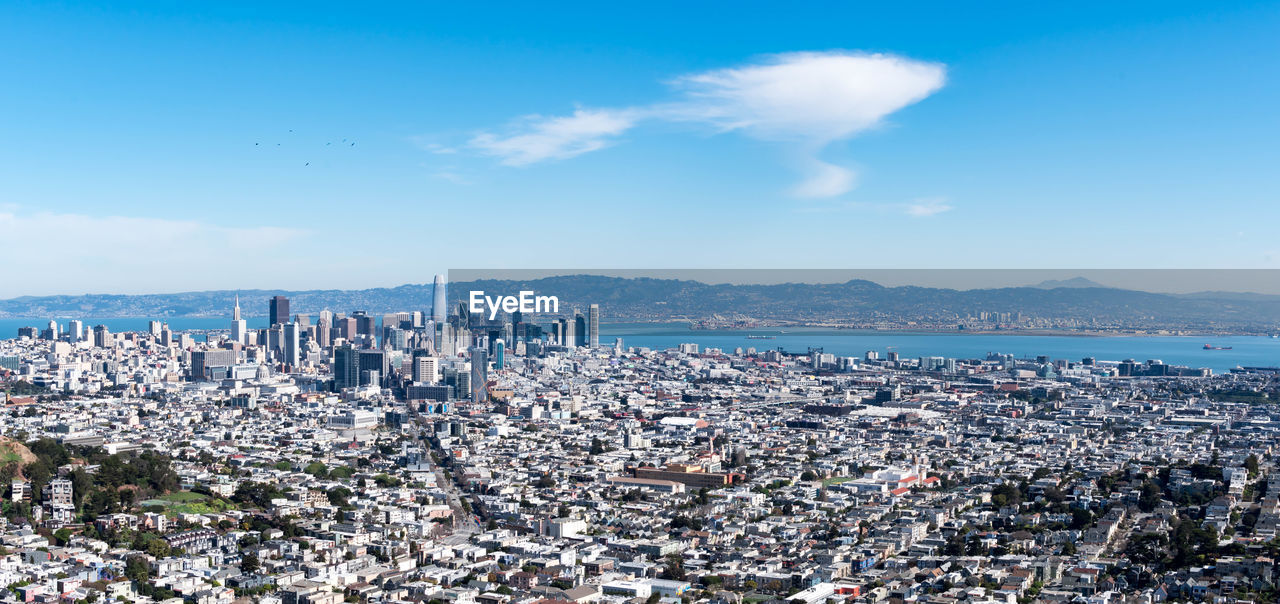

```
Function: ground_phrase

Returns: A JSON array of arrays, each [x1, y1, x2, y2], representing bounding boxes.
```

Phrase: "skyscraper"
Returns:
[[432, 274, 447, 323], [561, 318, 576, 348], [269, 295, 290, 327], [283, 322, 301, 367], [333, 345, 359, 391], [588, 304, 600, 348], [574, 311, 586, 347], [469, 346, 488, 403], [412, 350, 439, 384], [230, 295, 247, 345], [92, 325, 111, 348]]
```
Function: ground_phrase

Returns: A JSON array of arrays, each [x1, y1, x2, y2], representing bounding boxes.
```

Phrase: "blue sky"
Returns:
[[2, 1, 1279, 296]]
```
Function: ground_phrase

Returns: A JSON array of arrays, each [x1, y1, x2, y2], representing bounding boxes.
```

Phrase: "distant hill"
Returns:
[[1031, 277, 1111, 289], [3, 275, 1280, 331]]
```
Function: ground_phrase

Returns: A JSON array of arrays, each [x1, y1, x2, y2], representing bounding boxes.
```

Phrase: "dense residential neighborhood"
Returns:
[[2, 300, 1280, 604]]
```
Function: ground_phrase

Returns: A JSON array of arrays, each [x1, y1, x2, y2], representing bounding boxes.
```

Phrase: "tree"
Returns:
[[1138, 480, 1162, 512], [240, 554, 259, 574], [1246, 454, 1260, 477], [660, 553, 686, 581], [124, 555, 150, 583]]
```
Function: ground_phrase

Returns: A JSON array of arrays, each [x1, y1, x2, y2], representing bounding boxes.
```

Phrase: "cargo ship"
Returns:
[[1203, 344, 1233, 350], [746, 335, 776, 340]]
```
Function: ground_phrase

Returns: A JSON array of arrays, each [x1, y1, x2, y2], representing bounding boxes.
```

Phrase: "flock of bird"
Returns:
[[254, 130, 356, 166]]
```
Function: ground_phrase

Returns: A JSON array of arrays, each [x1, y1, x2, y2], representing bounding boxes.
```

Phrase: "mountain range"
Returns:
[[2, 275, 1280, 332]]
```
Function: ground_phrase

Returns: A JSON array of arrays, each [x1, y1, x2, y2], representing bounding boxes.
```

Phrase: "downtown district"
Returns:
[[1, 278, 1279, 604]]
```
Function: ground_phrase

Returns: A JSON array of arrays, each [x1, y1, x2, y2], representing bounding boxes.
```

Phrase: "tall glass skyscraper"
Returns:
[[269, 295, 290, 326], [469, 346, 488, 403], [589, 304, 600, 348], [432, 274, 447, 323]]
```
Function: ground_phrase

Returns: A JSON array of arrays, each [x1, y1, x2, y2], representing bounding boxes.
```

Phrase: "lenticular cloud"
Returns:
[[468, 51, 946, 198]]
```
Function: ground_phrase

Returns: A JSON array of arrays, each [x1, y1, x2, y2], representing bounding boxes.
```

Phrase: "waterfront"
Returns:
[[600, 322, 1280, 374], [6, 318, 1278, 374]]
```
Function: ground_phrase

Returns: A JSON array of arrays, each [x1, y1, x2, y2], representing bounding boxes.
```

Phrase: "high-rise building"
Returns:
[[191, 349, 235, 381], [432, 274, 447, 323], [469, 346, 488, 403], [315, 319, 332, 348], [588, 304, 600, 348], [334, 345, 360, 391], [283, 322, 301, 367], [148, 320, 162, 337], [494, 339, 505, 369], [562, 318, 576, 348], [230, 295, 247, 345], [337, 317, 357, 342], [574, 312, 587, 347], [358, 349, 387, 386], [92, 325, 111, 348], [412, 350, 439, 384], [269, 296, 290, 327], [67, 320, 83, 342]]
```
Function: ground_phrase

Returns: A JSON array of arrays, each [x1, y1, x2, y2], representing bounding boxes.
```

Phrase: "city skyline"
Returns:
[[3, 2, 1280, 296]]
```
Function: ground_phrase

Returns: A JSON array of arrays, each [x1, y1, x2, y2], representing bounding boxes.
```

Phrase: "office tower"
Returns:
[[230, 295, 246, 345], [588, 304, 600, 348], [334, 345, 360, 391], [283, 322, 301, 367], [435, 322, 455, 357], [294, 314, 310, 327], [92, 325, 111, 348], [574, 312, 586, 347], [432, 274, 447, 323], [353, 312, 375, 337], [269, 295, 290, 326], [148, 320, 162, 337], [45, 320, 58, 340], [358, 349, 387, 386], [494, 339, 505, 369], [412, 350, 439, 384], [561, 318, 576, 347], [191, 349, 235, 381], [469, 346, 488, 403], [315, 313, 333, 348], [337, 317, 357, 342], [159, 326, 172, 347], [266, 325, 283, 360], [68, 320, 83, 342]]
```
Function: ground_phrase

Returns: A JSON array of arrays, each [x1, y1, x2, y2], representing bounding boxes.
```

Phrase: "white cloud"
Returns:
[[665, 51, 946, 143], [904, 198, 953, 217], [461, 51, 945, 197], [790, 158, 858, 198], [469, 108, 639, 166]]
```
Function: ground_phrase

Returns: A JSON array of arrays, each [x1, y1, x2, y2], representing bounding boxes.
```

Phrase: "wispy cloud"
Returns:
[[0, 208, 308, 297], [791, 196, 955, 217], [462, 51, 945, 197], [790, 158, 858, 199], [904, 197, 953, 217], [433, 169, 472, 185], [469, 108, 639, 166]]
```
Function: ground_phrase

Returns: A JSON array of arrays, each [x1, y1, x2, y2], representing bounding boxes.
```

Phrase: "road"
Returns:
[[412, 422, 482, 544]]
